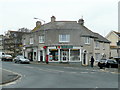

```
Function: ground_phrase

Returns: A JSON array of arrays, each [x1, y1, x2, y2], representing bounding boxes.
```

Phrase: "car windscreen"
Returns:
[[18, 56, 25, 59], [100, 59, 106, 62]]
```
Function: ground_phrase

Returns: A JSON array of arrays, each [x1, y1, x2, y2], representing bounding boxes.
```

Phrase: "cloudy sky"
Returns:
[[0, 0, 119, 36]]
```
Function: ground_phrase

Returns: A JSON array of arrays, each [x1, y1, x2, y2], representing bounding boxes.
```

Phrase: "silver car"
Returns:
[[13, 56, 30, 64]]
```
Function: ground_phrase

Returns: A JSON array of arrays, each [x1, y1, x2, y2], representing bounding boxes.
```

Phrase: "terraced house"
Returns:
[[22, 16, 110, 65]]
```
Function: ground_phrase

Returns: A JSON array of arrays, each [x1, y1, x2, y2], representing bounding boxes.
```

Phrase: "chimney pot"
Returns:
[[36, 21, 41, 27], [78, 18, 84, 25], [51, 16, 56, 22]]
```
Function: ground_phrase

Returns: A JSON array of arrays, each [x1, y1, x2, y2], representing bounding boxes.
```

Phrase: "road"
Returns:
[[1, 61, 119, 88]]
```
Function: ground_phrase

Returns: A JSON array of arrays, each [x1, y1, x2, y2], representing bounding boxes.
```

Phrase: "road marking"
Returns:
[[80, 72, 88, 73], [13, 64, 20, 66], [24, 66, 34, 69], [38, 68, 64, 73], [69, 72, 77, 74]]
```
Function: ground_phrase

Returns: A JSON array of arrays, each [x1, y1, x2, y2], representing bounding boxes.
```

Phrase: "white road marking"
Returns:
[[80, 72, 88, 73], [69, 72, 77, 74], [38, 68, 64, 73], [13, 64, 20, 66], [24, 66, 34, 69]]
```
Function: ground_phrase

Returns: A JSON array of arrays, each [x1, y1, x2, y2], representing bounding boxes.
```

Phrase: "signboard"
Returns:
[[56, 45, 73, 49]]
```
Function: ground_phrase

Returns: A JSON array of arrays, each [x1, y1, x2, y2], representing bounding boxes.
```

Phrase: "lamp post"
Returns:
[[34, 17, 46, 62], [34, 18, 45, 24]]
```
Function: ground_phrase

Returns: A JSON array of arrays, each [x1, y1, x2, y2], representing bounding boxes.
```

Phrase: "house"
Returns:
[[106, 31, 120, 58], [22, 16, 110, 65], [3, 28, 30, 57], [0, 35, 4, 55]]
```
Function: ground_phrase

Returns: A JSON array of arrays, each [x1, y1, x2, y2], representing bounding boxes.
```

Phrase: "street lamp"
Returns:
[[34, 17, 46, 62], [34, 17, 45, 24]]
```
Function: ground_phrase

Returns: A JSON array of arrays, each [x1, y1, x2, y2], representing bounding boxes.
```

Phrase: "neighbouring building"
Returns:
[[0, 35, 4, 55], [106, 31, 120, 58], [22, 16, 110, 65], [3, 28, 30, 56]]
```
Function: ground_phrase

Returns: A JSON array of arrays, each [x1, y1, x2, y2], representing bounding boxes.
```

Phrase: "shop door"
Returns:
[[40, 51, 43, 62], [61, 51, 68, 62]]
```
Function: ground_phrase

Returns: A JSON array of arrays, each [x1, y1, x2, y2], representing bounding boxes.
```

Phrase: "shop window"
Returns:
[[49, 49, 58, 61], [70, 49, 80, 61]]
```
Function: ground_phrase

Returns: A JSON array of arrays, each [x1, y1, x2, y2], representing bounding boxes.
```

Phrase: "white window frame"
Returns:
[[103, 42, 105, 50], [23, 39, 26, 45], [59, 34, 70, 42], [95, 41, 100, 48], [30, 37, 33, 44], [39, 35, 45, 43], [95, 53, 100, 60], [84, 37, 90, 44]]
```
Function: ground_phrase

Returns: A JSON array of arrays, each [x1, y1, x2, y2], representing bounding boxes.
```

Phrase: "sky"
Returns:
[[0, 0, 119, 36]]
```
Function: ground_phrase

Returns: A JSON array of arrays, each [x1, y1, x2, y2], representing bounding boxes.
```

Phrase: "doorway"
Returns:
[[40, 50, 43, 62], [61, 50, 69, 62]]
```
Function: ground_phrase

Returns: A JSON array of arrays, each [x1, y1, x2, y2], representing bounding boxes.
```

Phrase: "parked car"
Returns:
[[98, 59, 106, 69], [1, 54, 13, 61], [98, 59, 118, 69], [114, 57, 120, 64], [13, 56, 30, 64]]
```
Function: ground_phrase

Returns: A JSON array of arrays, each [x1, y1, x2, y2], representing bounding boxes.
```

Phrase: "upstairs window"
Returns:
[[95, 53, 100, 60], [59, 34, 70, 42], [30, 37, 33, 44], [39, 36, 45, 43], [84, 37, 90, 44], [95, 41, 100, 48], [23, 38, 26, 45], [103, 42, 105, 50]]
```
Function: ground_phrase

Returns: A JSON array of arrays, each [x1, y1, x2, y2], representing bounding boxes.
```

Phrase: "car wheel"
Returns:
[[109, 65, 112, 68], [100, 66, 103, 69], [17, 60, 21, 64]]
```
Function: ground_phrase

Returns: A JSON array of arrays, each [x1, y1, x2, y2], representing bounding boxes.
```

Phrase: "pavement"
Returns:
[[1, 69, 21, 85], [1, 61, 119, 85]]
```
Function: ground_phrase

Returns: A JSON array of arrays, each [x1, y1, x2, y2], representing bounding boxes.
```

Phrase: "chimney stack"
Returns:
[[51, 16, 56, 22], [78, 18, 84, 26], [36, 21, 41, 27]]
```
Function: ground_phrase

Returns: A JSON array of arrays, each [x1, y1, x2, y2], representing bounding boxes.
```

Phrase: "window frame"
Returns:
[[59, 34, 70, 42], [95, 41, 100, 48], [84, 37, 90, 44], [30, 37, 34, 44], [39, 35, 45, 43]]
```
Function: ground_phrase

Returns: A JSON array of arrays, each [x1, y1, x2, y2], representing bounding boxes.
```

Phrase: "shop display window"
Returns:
[[49, 49, 58, 61], [70, 49, 80, 61]]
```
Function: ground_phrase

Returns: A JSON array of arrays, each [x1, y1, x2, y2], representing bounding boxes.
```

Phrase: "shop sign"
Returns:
[[61, 45, 73, 49], [56, 45, 73, 49]]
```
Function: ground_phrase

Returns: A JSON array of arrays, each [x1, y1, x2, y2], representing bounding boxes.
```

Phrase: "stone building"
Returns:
[[22, 16, 110, 65]]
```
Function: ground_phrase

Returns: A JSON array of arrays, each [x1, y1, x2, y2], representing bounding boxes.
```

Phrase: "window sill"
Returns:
[[39, 42, 45, 44], [84, 43, 90, 45], [95, 47, 100, 50]]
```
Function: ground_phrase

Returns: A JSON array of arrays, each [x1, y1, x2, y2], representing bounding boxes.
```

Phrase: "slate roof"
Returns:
[[93, 33, 111, 43], [113, 31, 120, 37], [35, 20, 110, 43]]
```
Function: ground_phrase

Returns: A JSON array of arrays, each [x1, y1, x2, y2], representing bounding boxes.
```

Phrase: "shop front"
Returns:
[[47, 45, 82, 63]]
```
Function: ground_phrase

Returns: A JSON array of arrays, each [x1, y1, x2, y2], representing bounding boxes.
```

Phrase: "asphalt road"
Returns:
[[1, 61, 119, 88]]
